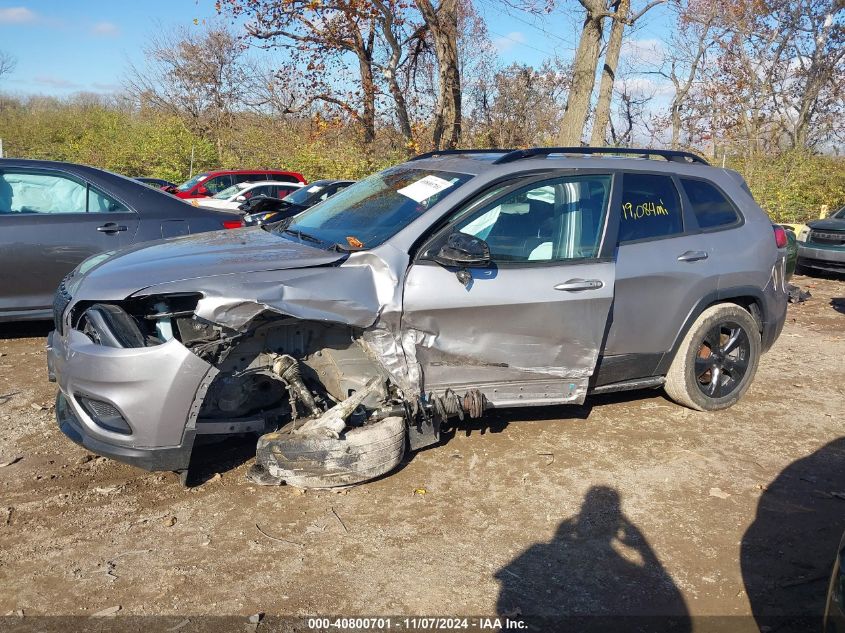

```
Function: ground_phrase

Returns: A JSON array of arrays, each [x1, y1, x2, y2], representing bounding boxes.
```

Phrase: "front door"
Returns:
[[0, 169, 138, 317], [401, 173, 617, 406]]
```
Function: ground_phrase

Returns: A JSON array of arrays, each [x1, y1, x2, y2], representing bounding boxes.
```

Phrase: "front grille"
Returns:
[[809, 230, 845, 247], [52, 276, 72, 334]]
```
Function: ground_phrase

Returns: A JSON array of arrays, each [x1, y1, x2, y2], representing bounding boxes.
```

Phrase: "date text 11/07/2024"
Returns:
[[306, 617, 528, 630]]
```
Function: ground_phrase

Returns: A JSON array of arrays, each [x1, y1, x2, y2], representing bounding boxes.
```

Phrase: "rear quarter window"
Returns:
[[680, 178, 740, 229], [618, 173, 683, 242]]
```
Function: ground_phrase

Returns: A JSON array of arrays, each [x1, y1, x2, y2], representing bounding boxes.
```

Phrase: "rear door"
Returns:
[[594, 171, 718, 385], [0, 169, 138, 317], [402, 173, 617, 406]]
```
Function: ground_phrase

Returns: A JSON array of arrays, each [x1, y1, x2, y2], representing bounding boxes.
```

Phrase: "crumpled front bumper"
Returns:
[[47, 328, 212, 471]]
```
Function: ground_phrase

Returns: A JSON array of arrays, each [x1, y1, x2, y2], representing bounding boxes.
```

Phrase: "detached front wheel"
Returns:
[[248, 415, 407, 489], [664, 304, 761, 411]]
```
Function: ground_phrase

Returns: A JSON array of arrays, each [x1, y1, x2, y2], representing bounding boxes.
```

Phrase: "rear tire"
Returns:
[[664, 304, 761, 411], [250, 416, 406, 489]]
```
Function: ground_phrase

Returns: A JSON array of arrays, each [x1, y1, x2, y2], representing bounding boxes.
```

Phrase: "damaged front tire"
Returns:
[[248, 416, 407, 489]]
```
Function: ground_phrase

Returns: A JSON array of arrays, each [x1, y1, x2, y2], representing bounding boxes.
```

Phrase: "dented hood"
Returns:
[[70, 227, 345, 300]]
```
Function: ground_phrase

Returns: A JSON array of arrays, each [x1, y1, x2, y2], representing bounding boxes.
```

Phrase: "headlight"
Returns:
[[797, 227, 810, 242]]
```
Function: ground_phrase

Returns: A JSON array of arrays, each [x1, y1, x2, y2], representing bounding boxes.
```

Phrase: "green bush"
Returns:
[[1, 95, 842, 218], [728, 151, 845, 224]]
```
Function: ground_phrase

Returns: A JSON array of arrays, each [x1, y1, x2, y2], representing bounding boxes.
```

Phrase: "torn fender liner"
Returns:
[[248, 416, 406, 489]]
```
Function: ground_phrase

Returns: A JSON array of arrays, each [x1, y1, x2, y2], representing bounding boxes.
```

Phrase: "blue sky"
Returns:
[[0, 0, 675, 98]]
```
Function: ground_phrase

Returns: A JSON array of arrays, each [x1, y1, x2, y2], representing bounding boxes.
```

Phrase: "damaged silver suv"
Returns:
[[47, 148, 789, 488]]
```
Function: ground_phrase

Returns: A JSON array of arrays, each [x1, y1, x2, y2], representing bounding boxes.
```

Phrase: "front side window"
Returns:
[[681, 178, 739, 229], [280, 166, 473, 249], [204, 175, 233, 195], [213, 184, 243, 200], [0, 171, 87, 214], [618, 173, 683, 242], [452, 175, 611, 262]]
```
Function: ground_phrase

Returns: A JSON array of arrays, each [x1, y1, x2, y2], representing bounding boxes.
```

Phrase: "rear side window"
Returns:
[[232, 173, 257, 184], [680, 178, 740, 229], [88, 186, 128, 213], [618, 173, 683, 242]]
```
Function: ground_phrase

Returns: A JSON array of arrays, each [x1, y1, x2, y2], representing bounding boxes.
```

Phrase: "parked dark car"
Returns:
[[797, 205, 845, 275], [0, 158, 245, 322], [135, 177, 176, 189], [241, 179, 355, 226], [171, 169, 307, 199]]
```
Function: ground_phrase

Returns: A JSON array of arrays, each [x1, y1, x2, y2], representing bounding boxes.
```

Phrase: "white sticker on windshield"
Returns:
[[397, 175, 454, 203], [307, 186, 324, 193]]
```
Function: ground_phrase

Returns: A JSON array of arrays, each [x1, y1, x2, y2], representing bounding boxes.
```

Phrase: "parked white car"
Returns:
[[193, 181, 305, 211]]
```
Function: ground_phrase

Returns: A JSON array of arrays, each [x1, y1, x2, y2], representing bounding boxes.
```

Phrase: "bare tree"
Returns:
[[646, 0, 722, 148], [471, 61, 570, 147], [558, 0, 606, 145], [0, 50, 16, 81], [589, 0, 665, 146], [125, 25, 252, 154], [415, 0, 462, 149], [608, 78, 652, 145]]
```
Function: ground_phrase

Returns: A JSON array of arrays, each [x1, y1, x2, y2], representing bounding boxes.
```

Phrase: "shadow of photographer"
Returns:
[[495, 485, 690, 632]]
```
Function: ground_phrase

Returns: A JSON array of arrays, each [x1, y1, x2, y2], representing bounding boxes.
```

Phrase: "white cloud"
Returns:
[[621, 39, 665, 66], [90, 21, 119, 37], [91, 81, 120, 91], [33, 75, 81, 89], [0, 6, 36, 23], [492, 31, 526, 54], [619, 76, 675, 98]]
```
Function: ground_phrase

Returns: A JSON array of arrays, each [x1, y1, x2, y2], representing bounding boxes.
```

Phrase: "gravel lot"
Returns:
[[0, 274, 843, 631]]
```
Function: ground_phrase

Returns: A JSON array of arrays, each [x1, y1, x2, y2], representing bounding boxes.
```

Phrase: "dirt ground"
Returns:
[[0, 274, 843, 631]]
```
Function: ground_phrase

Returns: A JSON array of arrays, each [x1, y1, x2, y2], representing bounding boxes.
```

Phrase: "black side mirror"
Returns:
[[434, 232, 491, 267]]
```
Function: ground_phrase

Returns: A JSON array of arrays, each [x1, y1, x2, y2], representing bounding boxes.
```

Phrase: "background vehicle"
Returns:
[[48, 147, 788, 486], [774, 224, 798, 280], [796, 205, 845, 275], [135, 177, 176, 189], [0, 158, 245, 322], [242, 179, 355, 226], [194, 180, 305, 211], [171, 169, 306, 199], [825, 531, 845, 632]]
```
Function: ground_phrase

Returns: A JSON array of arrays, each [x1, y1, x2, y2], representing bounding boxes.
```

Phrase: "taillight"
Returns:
[[773, 225, 788, 248], [222, 219, 244, 230]]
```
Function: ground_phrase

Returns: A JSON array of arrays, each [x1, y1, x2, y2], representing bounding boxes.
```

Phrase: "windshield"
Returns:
[[283, 183, 328, 206], [834, 205, 845, 219], [176, 173, 209, 192], [277, 167, 472, 249], [213, 184, 244, 200]]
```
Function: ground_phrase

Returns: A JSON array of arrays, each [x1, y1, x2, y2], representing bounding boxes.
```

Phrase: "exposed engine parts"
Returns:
[[74, 298, 491, 488], [272, 353, 323, 420]]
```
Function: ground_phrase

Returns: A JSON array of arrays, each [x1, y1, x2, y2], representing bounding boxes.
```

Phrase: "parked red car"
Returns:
[[170, 169, 307, 199]]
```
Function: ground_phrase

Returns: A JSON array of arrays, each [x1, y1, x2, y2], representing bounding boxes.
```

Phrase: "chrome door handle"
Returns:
[[97, 223, 127, 233], [677, 250, 708, 262], [554, 278, 604, 292]]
